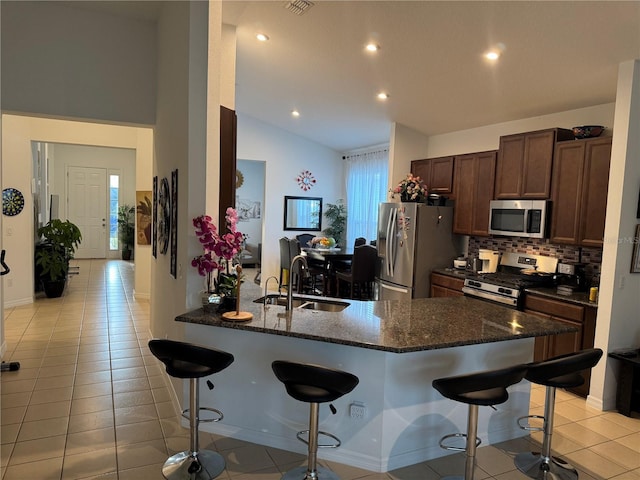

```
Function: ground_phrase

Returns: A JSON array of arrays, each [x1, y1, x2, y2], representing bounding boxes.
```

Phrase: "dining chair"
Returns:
[[296, 233, 315, 248], [289, 238, 325, 294], [335, 245, 377, 299], [354, 237, 366, 247]]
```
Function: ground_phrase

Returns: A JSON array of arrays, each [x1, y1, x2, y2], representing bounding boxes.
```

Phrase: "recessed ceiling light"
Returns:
[[377, 92, 389, 100], [256, 33, 270, 42], [485, 51, 500, 61], [484, 42, 506, 61], [291, 110, 300, 117], [365, 43, 380, 52]]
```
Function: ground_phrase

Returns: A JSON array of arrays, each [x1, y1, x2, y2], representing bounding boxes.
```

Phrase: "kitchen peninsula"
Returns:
[[176, 281, 575, 472]]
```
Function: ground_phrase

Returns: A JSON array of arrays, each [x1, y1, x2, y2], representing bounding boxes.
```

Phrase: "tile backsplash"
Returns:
[[469, 236, 602, 285]]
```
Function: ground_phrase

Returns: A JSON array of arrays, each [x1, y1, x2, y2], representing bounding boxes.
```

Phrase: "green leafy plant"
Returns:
[[117, 205, 136, 257], [36, 219, 82, 282], [323, 200, 347, 247]]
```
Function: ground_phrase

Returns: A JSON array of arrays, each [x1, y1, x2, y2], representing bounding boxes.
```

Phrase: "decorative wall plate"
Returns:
[[297, 170, 316, 191], [157, 177, 171, 254], [236, 169, 244, 189], [2, 188, 25, 216]]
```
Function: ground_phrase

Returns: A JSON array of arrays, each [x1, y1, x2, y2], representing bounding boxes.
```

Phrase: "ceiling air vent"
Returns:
[[283, 0, 314, 16]]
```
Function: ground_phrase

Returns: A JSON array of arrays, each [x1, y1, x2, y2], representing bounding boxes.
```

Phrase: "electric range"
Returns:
[[462, 252, 558, 309]]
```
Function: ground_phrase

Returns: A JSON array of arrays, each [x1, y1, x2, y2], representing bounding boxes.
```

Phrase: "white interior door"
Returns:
[[67, 166, 107, 259]]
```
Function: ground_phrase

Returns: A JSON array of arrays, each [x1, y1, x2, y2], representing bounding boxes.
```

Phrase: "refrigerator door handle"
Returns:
[[380, 282, 409, 293], [386, 207, 396, 277]]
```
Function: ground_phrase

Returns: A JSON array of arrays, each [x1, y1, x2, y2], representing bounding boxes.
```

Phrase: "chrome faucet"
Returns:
[[263, 276, 281, 306], [287, 254, 308, 311]]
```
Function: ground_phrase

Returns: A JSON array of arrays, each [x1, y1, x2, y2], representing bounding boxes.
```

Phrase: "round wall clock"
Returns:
[[2, 188, 25, 217], [157, 178, 171, 254], [296, 170, 316, 191]]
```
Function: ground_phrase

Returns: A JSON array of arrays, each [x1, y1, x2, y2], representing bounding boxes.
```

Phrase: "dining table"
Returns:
[[301, 246, 354, 296]]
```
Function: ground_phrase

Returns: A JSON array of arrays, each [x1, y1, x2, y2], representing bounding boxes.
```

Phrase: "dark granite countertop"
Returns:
[[524, 287, 597, 308], [432, 268, 598, 308], [176, 281, 576, 353]]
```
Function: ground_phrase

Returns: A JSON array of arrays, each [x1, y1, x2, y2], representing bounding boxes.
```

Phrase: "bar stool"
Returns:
[[514, 348, 603, 480], [432, 364, 528, 480], [272, 360, 359, 480], [149, 339, 234, 480]]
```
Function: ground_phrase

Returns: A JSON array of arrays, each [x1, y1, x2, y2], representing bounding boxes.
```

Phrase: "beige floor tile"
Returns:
[[577, 415, 637, 440], [1, 423, 20, 444], [70, 394, 114, 415], [17, 416, 69, 441], [116, 438, 169, 471], [590, 440, 640, 470], [24, 400, 71, 422], [118, 463, 166, 480], [111, 365, 147, 381], [9, 434, 66, 465], [39, 363, 76, 378], [475, 445, 520, 476], [1, 378, 36, 394], [388, 462, 441, 480], [34, 373, 74, 391], [555, 422, 611, 448], [223, 443, 278, 476], [3, 456, 63, 480], [75, 359, 111, 374], [66, 426, 116, 455], [73, 381, 113, 399], [68, 409, 115, 433], [30, 385, 74, 404], [115, 419, 164, 445], [112, 377, 150, 394], [564, 448, 628, 478], [113, 389, 155, 409], [615, 432, 640, 454], [61, 446, 117, 480], [74, 370, 112, 386], [115, 403, 159, 426], [111, 356, 145, 370], [610, 471, 640, 480], [1, 391, 31, 409]]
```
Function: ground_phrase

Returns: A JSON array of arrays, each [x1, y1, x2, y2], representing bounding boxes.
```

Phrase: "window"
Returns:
[[344, 148, 388, 247], [109, 175, 119, 250]]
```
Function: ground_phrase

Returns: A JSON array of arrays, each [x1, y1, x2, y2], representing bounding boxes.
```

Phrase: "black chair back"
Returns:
[[296, 234, 314, 248], [279, 237, 290, 270], [354, 237, 366, 247], [351, 245, 377, 283]]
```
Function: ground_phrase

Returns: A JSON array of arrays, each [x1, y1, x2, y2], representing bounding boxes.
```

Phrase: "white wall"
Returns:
[[0, 1, 156, 125], [591, 60, 640, 409], [388, 123, 429, 191], [1, 115, 153, 307], [236, 114, 345, 284]]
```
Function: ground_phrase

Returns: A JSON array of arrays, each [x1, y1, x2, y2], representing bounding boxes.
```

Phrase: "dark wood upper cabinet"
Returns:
[[411, 156, 454, 195], [219, 105, 237, 224], [452, 150, 497, 236], [495, 128, 573, 199], [550, 136, 612, 246]]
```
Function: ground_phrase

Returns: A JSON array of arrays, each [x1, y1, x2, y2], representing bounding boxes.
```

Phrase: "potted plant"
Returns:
[[35, 219, 82, 297], [118, 204, 135, 260], [323, 200, 347, 247]]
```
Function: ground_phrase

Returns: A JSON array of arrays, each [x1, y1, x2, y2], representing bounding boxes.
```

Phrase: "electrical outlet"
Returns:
[[349, 402, 366, 419]]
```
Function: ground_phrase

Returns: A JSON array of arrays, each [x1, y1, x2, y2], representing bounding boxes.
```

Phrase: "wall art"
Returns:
[[152, 176, 158, 258], [631, 224, 640, 273], [158, 177, 170, 255], [296, 170, 316, 191], [170, 169, 178, 278], [136, 190, 152, 246]]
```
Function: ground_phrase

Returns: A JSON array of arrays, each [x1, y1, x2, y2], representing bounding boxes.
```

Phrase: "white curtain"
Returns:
[[344, 148, 389, 248]]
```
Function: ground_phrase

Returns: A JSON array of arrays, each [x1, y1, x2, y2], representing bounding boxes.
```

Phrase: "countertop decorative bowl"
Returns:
[[572, 125, 605, 139]]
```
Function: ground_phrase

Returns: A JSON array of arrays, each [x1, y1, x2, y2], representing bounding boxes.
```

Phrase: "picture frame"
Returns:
[[152, 176, 158, 258], [631, 224, 640, 273], [170, 169, 178, 279]]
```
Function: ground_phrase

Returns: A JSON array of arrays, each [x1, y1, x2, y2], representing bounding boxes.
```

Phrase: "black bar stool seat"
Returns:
[[433, 364, 528, 480], [515, 348, 603, 480], [272, 360, 359, 480], [149, 339, 234, 480]]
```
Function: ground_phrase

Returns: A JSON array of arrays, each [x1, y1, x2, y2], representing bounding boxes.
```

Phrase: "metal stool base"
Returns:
[[281, 464, 341, 480], [514, 452, 578, 480], [162, 449, 225, 480]]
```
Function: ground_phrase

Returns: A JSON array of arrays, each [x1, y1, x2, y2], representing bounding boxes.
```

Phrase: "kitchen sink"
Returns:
[[254, 295, 350, 312]]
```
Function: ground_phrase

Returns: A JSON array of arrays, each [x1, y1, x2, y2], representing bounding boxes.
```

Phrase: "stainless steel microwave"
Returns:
[[488, 200, 550, 238]]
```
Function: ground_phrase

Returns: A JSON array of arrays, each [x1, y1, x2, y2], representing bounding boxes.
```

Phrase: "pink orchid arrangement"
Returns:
[[192, 207, 245, 293]]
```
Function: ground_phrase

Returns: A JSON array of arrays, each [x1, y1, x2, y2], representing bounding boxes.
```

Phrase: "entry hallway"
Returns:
[[1, 260, 639, 479]]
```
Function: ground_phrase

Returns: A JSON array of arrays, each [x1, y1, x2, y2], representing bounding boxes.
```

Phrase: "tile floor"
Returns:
[[1, 259, 639, 480]]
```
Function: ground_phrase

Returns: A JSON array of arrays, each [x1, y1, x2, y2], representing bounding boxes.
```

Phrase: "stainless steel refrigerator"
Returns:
[[377, 203, 462, 300]]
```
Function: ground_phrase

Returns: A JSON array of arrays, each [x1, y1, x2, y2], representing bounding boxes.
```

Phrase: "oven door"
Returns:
[[462, 282, 520, 309]]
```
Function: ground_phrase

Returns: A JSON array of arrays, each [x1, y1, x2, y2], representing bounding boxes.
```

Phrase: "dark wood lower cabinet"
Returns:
[[525, 293, 597, 397], [430, 273, 464, 297]]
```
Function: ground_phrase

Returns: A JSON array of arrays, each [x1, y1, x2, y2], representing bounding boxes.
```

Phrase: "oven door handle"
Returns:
[[462, 287, 519, 307]]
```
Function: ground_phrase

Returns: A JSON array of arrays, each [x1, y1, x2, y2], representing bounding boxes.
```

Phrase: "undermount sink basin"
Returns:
[[254, 295, 350, 312]]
